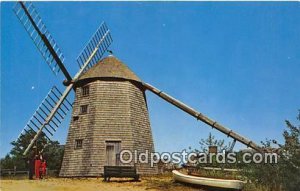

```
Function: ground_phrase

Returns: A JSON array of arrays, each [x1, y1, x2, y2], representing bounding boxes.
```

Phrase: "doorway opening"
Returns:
[[105, 141, 121, 166]]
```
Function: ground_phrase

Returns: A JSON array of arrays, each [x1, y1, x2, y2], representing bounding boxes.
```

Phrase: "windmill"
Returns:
[[14, 1, 265, 177]]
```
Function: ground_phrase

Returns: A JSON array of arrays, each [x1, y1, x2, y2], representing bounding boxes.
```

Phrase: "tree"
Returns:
[[187, 133, 232, 169], [42, 142, 64, 170], [0, 130, 64, 171], [243, 111, 300, 191], [0, 154, 14, 169], [275, 112, 300, 190], [198, 132, 231, 153]]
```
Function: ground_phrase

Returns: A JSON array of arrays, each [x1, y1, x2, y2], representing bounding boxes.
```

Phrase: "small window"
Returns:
[[82, 86, 90, 96], [75, 139, 83, 149], [80, 105, 88, 114], [73, 116, 79, 121]]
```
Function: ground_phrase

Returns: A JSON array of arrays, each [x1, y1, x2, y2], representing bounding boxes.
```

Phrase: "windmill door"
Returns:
[[105, 141, 121, 166]]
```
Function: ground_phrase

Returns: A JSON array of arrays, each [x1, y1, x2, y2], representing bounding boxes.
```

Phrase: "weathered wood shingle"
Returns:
[[59, 56, 157, 177]]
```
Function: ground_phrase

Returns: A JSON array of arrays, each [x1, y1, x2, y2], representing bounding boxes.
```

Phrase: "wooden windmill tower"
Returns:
[[14, 1, 266, 177], [60, 56, 156, 176]]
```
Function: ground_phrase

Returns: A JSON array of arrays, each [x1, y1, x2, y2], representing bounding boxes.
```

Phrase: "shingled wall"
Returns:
[[59, 79, 157, 177]]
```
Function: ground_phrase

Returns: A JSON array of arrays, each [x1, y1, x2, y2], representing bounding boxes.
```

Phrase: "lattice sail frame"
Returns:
[[16, 86, 72, 142], [76, 22, 113, 72], [13, 1, 65, 75]]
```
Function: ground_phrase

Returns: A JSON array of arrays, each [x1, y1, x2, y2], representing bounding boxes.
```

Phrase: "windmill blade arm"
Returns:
[[13, 1, 72, 81], [22, 85, 73, 156], [76, 22, 113, 73], [143, 82, 264, 153]]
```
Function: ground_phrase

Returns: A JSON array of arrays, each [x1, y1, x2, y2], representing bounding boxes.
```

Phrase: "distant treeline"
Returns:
[[0, 131, 64, 172]]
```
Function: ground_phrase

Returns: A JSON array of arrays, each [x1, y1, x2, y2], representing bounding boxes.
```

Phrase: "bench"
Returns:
[[103, 166, 139, 181]]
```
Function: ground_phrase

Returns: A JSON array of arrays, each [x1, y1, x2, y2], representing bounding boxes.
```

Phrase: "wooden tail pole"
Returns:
[[143, 82, 264, 153]]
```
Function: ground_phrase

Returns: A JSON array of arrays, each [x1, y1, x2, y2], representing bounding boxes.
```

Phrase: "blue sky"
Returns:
[[1, 2, 300, 158]]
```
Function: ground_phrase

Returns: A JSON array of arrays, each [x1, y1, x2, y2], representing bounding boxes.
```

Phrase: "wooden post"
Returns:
[[209, 146, 218, 154]]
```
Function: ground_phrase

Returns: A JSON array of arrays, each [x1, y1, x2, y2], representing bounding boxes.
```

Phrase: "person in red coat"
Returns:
[[34, 155, 41, 179], [41, 159, 47, 179]]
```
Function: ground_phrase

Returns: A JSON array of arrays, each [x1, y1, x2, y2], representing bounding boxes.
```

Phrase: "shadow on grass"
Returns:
[[102, 178, 141, 183]]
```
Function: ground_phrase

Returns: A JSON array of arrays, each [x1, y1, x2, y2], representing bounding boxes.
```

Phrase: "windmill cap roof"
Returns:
[[78, 56, 141, 82]]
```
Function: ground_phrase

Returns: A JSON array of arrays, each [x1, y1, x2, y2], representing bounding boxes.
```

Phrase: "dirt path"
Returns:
[[1, 178, 143, 191], [0, 176, 200, 191]]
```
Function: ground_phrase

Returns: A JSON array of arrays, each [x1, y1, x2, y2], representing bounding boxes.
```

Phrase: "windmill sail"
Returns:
[[143, 82, 263, 153], [22, 22, 113, 155], [21, 86, 72, 155], [13, 0, 113, 155], [13, 1, 72, 81], [76, 22, 113, 72]]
